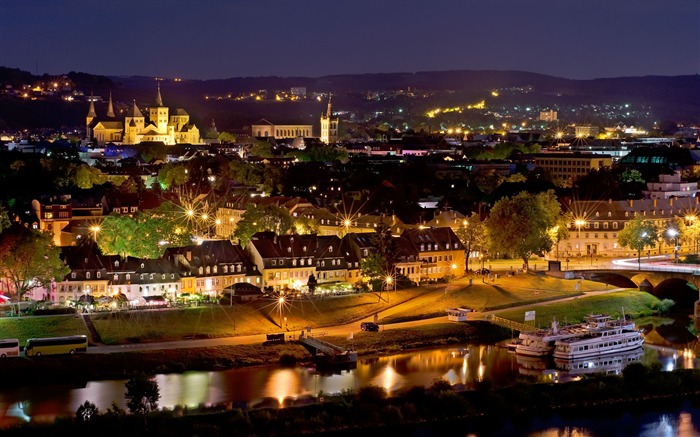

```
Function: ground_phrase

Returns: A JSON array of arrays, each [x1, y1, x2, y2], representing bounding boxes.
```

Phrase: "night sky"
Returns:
[[1, 0, 698, 80]]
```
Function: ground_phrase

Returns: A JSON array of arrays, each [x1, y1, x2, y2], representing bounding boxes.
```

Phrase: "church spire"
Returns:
[[106, 92, 115, 118], [326, 93, 333, 117], [87, 92, 97, 118], [155, 82, 163, 106]]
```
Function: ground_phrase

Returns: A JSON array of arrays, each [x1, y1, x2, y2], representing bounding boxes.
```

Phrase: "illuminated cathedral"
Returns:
[[86, 84, 201, 146]]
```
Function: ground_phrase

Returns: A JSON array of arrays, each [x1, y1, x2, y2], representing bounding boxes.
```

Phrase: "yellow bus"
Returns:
[[0, 339, 20, 357], [24, 335, 88, 357]]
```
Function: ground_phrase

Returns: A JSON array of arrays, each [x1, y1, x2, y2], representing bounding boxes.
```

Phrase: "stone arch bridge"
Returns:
[[579, 269, 700, 308]]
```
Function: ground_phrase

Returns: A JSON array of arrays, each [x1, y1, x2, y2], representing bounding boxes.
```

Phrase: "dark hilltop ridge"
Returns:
[[0, 66, 697, 130]]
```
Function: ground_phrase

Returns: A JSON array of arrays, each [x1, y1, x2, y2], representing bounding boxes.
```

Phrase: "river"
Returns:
[[1, 340, 698, 435]]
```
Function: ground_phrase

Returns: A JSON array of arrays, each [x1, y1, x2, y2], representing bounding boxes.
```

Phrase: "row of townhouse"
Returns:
[[47, 227, 466, 303], [54, 240, 262, 304], [562, 197, 700, 257]]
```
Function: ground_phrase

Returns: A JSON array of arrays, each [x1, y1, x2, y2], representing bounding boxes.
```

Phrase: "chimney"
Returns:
[[696, 196, 699, 205], [608, 199, 612, 204], [629, 199, 633, 207], [670, 198, 674, 206], [653, 198, 657, 207]]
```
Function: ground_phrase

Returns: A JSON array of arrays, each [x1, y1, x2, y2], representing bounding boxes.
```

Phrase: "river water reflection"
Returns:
[[1, 342, 698, 428]]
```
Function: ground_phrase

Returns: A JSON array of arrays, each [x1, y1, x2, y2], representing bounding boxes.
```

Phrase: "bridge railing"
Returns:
[[487, 315, 536, 332]]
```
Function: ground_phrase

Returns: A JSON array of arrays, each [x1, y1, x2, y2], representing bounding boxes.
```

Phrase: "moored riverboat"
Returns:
[[553, 324, 644, 360]]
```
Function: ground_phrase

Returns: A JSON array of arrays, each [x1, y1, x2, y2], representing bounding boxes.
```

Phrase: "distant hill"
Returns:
[[1, 67, 698, 131]]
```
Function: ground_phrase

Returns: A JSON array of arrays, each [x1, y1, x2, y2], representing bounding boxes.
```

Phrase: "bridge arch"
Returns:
[[653, 278, 698, 309]]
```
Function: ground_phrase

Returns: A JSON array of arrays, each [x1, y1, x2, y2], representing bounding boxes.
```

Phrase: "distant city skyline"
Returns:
[[1, 0, 698, 81]]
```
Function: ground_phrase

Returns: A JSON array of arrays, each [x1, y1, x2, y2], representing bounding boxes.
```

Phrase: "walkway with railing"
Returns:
[[487, 315, 536, 332], [299, 335, 348, 356]]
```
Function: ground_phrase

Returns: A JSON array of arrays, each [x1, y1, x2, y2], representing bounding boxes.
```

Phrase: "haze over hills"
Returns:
[[1, 67, 698, 131]]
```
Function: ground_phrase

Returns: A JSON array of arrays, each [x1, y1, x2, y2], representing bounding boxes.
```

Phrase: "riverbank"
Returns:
[[0, 321, 511, 388]]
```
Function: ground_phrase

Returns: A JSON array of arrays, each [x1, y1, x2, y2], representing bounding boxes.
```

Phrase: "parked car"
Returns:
[[474, 268, 490, 275], [360, 322, 380, 332]]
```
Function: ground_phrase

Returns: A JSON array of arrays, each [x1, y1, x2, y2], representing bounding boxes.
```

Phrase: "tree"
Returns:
[[0, 205, 10, 233], [157, 163, 189, 190], [75, 400, 99, 423], [486, 190, 562, 269], [249, 140, 275, 158], [617, 215, 659, 270], [548, 213, 572, 260], [98, 203, 193, 259], [454, 213, 486, 270], [69, 164, 105, 189], [294, 215, 319, 235], [233, 204, 294, 247], [0, 224, 70, 308], [360, 222, 399, 294], [125, 373, 160, 415]]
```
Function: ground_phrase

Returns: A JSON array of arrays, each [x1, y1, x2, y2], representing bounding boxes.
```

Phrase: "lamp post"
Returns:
[[90, 225, 101, 242], [687, 215, 697, 254], [575, 219, 586, 257], [278, 296, 285, 329], [668, 229, 679, 263]]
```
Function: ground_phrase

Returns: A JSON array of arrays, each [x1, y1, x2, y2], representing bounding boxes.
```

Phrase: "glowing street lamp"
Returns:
[[278, 296, 285, 328], [575, 219, 586, 256], [90, 225, 101, 242], [668, 229, 679, 263]]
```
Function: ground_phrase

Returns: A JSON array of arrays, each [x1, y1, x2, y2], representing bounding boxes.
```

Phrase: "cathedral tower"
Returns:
[[320, 94, 339, 144], [149, 83, 169, 135], [86, 93, 97, 141]]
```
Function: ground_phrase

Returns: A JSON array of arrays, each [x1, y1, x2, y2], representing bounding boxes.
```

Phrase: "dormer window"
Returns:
[[96, 272, 101, 279], [86, 272, 90, 279], [288, 247, 291, 253], [329, 246, 333, 253], [303, 246, 307, 252], [126, 274, 131, 280], [162, 274, 166, 280], [114, 260, 119, 268], [608, 212, 612, 217], [213, 266, 218, 274], [71, 272, 76, 279], [114, 274, 118, 281], [140, 263, 145, 269]]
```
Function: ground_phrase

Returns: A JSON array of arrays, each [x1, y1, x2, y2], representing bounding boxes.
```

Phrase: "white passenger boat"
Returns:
[[516, 319, 590, 357], [515, 313, 633, 357], [553, 323, 644, 360]]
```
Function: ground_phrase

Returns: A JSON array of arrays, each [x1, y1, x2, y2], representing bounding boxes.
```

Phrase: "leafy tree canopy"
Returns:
[[233, 204, 294, 247], [486, 190, 562, 267], [0, 224, 70, 302]]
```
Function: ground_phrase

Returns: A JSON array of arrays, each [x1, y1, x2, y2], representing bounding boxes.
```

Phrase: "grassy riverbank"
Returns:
[[0, 322, 510, 387], [0, 274, 612, 346], [493, 290, 665, 328]]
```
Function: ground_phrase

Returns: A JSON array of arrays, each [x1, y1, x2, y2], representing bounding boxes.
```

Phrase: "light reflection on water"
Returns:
[[1, 343, 699, 432]]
